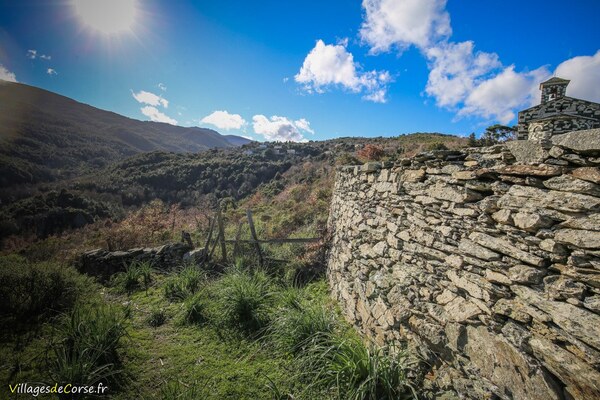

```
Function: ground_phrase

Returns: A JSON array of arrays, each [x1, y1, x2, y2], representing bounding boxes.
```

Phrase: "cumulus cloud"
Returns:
[[201, 110, 247, 130], [27, 49, 51, 60], [0, 64, 17, 82], [295, 39, 391, 103], [141, 106, 178, 125], [252, 115, 314, 142], [132, 90, 168, 108], [358, 0, 600, 124], [360, 0, 451, 53], [555, 50, 600, 103], [47, 68, 58, 76]]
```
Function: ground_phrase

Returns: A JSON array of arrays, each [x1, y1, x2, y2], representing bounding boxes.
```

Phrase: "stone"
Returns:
[[362, 162, 381, 172], [511, 285, 600, 350], [492, 209, 513, 225], [571, 167, 600, 184], [512, 212, 553, 232], [493, 299, 532, 323], [544, 276, 586, 300], [427, 183, 483, 203], [402, 169, 426, 182], [464, 325, 562, 400], [551, 128, 600, 154], [550, 264, 600, 289], [469, 232, 545, 267], [458, 238, 501, 261], [444, 296, 481, 321], [555, 229, 600, 249], [464, 160, 478, 167], [583, 295, 600, 313], [543, 175, 600, 196], [505, 140, 549, 163], [529, 335, 600, 400], [494, 164, 562, 177], [485, 269, 512, 285], [436, 289, 457, 305], [558, 214, 600, 231], [548, 146, 565, 158], [508, 265, 545, 284], [498, 185, 600, 213], [539, 238, 564, 253]]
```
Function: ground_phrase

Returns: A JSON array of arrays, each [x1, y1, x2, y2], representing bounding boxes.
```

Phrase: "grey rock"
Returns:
[[505, 140, 549, 163], [551, 128, 600, 154], [555, 229, 600, 249], [508, 265, 545, 284], [543, 175, 600, 196], [469, 231, 545, 267]]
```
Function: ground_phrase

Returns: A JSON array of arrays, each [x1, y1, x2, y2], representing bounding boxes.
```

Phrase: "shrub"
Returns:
[[302, 336, 415, 400], [356, 144, 386, 161], [426, 142, 448, 151], [216, 268, 273, 334], [50, 303, 126, 390], [0, 254, 84, 324]]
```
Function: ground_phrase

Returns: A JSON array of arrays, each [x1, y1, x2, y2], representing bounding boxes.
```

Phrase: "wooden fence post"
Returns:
[[246, 209, 264, 268], [217, 209, 227, 262]]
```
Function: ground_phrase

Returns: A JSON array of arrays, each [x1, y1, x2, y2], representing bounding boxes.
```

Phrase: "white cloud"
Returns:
[[201, 110, 247, 130], [295, 39, 391, 102], [294, 118, 315, 134], [158, 82, 167, 91], [132, 90, 168, 108], [360, 0, 451, 53], [0, 64, 17, 82], [555, 50, 600, 103], [27, 49, 51, 60], [47, 68, 58, 76], [252, 115, 314, 142], [458, 66, 550, 124], [140, 106, 178, 125]]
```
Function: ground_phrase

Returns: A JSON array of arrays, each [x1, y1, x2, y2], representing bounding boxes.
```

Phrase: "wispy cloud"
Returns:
[[132, 90, 168, 108], [0, 64, 17, 82], [295, 39, 391, 103], [47, 68, 58, 76], [141, 106, 178, 125], [27, 49, 51, 60], [201, 110, 247, 130], [252, 115, 314, 142], [158, 82, 167, 91]]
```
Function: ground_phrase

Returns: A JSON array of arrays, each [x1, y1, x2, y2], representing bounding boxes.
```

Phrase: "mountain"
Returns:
[[223, 134, 253, 146], [0, 81, 250, 187]]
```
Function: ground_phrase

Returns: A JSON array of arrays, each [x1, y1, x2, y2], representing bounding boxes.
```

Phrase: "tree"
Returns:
[[356, 144, 386, 161], [468, 132, 478, 147], [482, 124, 517, 145]]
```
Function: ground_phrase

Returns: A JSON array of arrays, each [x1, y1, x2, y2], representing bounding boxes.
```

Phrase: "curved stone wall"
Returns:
[[327, 130, 600, 400]]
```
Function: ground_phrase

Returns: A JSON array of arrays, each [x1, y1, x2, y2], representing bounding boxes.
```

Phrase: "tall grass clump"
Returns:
[[49, 303, 127, 390], [215, 267, 273, 335], [164, 264, 205, 301], [182, 291, 209, 325], [112, 260, 154, 294], [160, 380, 210, 399], [0, 254, 84, 324], [302, 336, 415, 400], [269, 299, 337, 354]]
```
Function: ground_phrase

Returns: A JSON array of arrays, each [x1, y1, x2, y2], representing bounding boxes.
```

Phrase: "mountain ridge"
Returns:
[[0, 81, 251, 187]]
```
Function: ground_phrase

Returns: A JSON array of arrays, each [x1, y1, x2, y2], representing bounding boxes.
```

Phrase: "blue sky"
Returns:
[[1, 0, 599, 142]]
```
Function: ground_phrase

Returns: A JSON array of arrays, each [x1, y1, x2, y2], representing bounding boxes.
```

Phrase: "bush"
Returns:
[[0, 255, 84, 324], [356, 144, 386, 161], [302, 336, 415, 400], [216, 268, 273, 334], [50, 303, 126, 390], [426, 142, 448, 151]]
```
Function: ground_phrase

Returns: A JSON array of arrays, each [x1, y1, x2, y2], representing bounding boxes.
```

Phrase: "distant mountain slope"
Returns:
[[223, 134, 252, 146], [0, 81, 248, 187]]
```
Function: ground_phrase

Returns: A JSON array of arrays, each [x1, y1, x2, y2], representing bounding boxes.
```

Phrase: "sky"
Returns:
[[1, 0, 599, 142]]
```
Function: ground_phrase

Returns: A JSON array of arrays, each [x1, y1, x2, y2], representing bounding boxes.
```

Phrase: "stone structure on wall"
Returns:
[[327, 129, 600, 400], [517, 77, 600, 141]]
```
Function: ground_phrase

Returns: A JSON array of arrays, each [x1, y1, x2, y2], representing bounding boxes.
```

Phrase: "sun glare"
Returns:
[[73, 0, 138, 35]]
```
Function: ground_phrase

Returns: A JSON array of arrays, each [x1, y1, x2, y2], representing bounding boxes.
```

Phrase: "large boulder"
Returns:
[[551, 129, 600, 154]]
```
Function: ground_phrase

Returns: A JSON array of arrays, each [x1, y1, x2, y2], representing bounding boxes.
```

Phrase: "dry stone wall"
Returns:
[[327, 129, 600, 400]]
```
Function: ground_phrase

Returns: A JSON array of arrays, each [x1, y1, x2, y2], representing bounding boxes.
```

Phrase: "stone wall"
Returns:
[[77, 242, 193, 280], [327, 129, 600, 400]]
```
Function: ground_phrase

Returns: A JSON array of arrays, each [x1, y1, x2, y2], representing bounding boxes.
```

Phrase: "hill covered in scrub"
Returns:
[[0, 82, 251, 188]]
